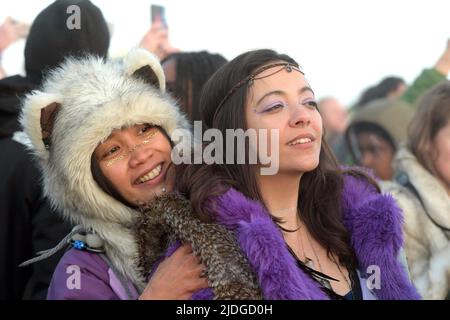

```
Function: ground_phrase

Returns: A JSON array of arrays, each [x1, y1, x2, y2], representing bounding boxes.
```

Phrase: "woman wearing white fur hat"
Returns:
[[19, 49, 210, 299]]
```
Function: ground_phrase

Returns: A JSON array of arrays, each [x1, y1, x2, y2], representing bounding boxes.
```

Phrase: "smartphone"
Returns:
[[151, 4, 167, 28]]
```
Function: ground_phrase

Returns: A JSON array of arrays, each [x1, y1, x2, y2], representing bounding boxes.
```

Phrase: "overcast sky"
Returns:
[[1, 0, 449, 106]]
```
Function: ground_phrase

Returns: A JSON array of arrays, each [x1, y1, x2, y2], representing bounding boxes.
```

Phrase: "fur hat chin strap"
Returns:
[[40, 102, 61, 150], [19, 225, 106, 267], [19, 225, 86, 267]]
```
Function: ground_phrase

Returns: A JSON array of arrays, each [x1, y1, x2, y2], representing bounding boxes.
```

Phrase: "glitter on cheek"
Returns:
[[105, 153, 127, 167], [104, 130, 158, 167], [141, 130, 157, 144]]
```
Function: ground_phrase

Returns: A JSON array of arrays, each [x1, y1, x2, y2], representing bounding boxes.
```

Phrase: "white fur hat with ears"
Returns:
[[20, 48, 191, 288]]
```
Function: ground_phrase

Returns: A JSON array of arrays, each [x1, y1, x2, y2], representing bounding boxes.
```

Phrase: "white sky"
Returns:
[[1, 0, 449, 106]]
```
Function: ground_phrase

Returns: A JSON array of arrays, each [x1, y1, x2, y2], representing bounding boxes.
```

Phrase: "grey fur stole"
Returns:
[[134, 193, 262, 300]]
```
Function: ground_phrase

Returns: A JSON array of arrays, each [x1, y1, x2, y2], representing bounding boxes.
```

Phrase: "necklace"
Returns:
[[279, 224, 301, 233], [287, 224, 353, 295], [298, 229, 315, 269], [306, 232, 352, 292], [304, 230, 338, 290], [273, 207, 301, 233], [305, 229, 323, 272], [271, 206, 297, 214], [331, 254, 352, 290], [286, 221, 315, 268]]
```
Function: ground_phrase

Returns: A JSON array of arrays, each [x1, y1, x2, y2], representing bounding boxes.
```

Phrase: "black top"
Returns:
[[286, 245, 363, 300], [0, 75, 37, 138]]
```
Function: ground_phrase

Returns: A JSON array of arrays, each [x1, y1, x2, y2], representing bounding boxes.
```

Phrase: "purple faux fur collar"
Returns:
[[211, 175, 421, 300]]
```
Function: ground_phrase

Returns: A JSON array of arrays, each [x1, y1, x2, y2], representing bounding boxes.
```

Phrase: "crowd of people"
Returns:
[[0, 0, 448, 300]]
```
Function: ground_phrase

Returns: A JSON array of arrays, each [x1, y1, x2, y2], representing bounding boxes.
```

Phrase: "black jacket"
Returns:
[[0, 0, 110, 299], [0, 75, 71, 300], [0, 75, 35, 137]]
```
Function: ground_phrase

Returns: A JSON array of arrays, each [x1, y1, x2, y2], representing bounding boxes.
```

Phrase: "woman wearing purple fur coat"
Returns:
[[175, 49, 421, 300]]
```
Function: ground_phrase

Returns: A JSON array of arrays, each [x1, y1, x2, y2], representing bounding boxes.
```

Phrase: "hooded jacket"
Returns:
[[346, 98, 415, 158], [380, 148, 450, 299], [20, 48, 191, 299]]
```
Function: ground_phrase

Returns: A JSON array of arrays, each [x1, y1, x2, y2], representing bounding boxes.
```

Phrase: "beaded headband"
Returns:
[[213, 62, 304, 122]]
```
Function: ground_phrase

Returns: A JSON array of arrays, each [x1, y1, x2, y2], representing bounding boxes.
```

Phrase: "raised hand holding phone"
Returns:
[[139, 5, 179, 60]]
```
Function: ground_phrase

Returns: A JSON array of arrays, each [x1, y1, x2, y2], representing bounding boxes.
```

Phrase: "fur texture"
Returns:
[[135, 193, 263, 299], [123, 48, 166, 91], [380, 147, 450, 299], [208, 174, 420, 300], [20, 49, 191, 291]]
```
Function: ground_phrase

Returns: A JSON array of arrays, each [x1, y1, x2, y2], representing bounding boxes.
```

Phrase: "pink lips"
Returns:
[[287, 133, 316, 147], [133, 162, 165, 186]]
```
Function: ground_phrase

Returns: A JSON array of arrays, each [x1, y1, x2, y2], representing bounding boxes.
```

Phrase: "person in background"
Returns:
[[380, 81, 450, 300], [139, 18, 228, 122], [401, 39, 450, 105], [0, 0, 109, 300], [0, 17, 29, 79], [354, 76, 406, 109], [318, 97, 350, 164], [353, 39, 450, 110], [345, 98, 414, 180], [162, 51, 227, 122], [139, 19, 179, 61], [345, 39, 450, 178]]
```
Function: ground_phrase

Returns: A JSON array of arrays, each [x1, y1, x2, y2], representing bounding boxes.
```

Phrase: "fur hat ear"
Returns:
[[20, 91, 62, 160], [123, 48, 166, 92], [40, 102, 61, 150], [132, 65, 160, 89]]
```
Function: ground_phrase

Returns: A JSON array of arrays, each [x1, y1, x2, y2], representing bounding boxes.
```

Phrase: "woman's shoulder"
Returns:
[[340, 171, 407, 272], [340, 169, 381, 209], [55, 248, 109, 273], [340, 170, 404, 237]]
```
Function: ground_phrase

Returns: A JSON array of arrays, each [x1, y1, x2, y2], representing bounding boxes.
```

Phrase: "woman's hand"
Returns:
[[0, 17, 29, 52], [139, 244, 209, 300], [139, 20, 180, 61], [434, 38, 450, 76]]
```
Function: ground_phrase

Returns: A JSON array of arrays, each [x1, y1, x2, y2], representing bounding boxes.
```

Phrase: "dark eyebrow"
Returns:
[[300, 86, 315, 96], [255, 86, 315, 105], [255, 90, 284, 106]]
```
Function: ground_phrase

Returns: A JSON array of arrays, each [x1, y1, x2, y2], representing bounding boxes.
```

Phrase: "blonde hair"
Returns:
[[408, 81, 450, 178]]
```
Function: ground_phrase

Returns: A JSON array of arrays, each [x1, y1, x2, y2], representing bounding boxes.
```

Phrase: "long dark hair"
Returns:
[[177, 49, 377, 270], [408, 81, 450, 179], [162, 51, 227, 122]]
